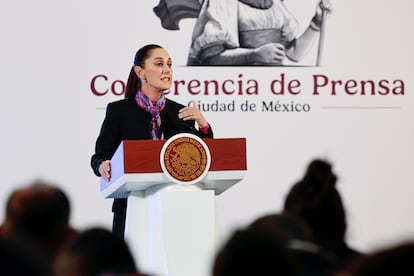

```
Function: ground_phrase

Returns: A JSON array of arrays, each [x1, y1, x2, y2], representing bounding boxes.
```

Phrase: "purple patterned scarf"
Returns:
[[135, 90, 166, 140]]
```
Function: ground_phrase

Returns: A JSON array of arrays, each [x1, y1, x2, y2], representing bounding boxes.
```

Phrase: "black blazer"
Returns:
[[91, 97, 213, 212]]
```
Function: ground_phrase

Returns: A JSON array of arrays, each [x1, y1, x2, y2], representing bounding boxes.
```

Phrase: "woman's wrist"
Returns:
[[199, 123, 210, 134], [197, 119, 208, 129]]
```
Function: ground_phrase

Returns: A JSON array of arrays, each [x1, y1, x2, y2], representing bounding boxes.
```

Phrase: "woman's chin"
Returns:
[[160, 83, 172, 90]]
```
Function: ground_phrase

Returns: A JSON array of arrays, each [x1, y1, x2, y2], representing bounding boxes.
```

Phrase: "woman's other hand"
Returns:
[[178, 101, 208, 128], [99, 160, 111, 182]]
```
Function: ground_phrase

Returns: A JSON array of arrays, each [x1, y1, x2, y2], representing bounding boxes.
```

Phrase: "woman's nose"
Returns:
[[163, 64, 171, 73]]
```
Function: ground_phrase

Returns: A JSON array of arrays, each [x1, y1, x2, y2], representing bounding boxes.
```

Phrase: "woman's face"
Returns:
[[139, 47, 173, 93]]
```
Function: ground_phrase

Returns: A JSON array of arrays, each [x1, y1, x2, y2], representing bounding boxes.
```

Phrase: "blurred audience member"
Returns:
[[212, 226, 297, 276], [0, 179, 78, 268], [345, 241, 414, 276], [283, 159, 363, 272], [55, 227, 143, 276], [248, 212, 313, 243], [249, 212, 338, 276], [0, 237, 52, 276]]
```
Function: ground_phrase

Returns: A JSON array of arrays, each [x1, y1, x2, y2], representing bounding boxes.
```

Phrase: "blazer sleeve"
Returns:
[[90, 102, 122, 176], [197, 123, 214, 138]]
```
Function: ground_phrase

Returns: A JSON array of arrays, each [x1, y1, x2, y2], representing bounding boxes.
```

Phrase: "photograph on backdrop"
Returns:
[[154, 0, 332, 66]]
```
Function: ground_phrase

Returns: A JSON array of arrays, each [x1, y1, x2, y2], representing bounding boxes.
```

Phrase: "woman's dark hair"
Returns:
[[125, 44, 163, 99]]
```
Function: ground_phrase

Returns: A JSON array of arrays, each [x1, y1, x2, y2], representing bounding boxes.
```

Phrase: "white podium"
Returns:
[[100, 136, 247, 276]]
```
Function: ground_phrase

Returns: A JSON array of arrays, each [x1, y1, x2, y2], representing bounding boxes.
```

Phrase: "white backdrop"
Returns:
[[1, 0, 413, 258]]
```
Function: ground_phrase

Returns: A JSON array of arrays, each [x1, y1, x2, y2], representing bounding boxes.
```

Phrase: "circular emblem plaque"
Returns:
[[160, 133, 211, 185]]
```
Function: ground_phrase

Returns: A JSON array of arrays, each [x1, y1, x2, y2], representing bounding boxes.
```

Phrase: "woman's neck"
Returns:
[[141, 87, 162, 101]]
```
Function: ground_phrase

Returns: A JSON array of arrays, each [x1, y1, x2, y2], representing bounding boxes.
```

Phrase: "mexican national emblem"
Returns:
[[160, 133, 211, 185]]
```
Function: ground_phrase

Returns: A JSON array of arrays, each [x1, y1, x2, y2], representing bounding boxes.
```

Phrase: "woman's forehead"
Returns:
[[148, 48, 171, 60]]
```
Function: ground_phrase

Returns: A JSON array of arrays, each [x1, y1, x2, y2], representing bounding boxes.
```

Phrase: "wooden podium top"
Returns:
[[101, 137, 247, 198]]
